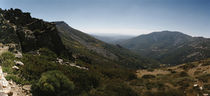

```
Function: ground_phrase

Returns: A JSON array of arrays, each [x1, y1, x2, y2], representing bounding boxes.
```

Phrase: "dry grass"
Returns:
[[135, 58, 210, 96]]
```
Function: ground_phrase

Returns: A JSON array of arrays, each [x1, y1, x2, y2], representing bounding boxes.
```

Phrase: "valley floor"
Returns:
[[135, 59, 210, 96]]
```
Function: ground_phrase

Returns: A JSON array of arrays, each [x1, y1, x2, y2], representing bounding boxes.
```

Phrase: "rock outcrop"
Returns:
[[0, 8, 67, 55], [0, 66, 32, 96]]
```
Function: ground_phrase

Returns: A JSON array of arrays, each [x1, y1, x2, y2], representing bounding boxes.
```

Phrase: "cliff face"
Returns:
[[0, 8, 66, 55]]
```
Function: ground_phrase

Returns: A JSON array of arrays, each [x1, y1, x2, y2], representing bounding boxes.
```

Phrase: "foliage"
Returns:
[[90, 80, 139, 96], [101, 68, 137, 80], [20, 53, 57, 80], [0, 52, 15, 67], [59, 65, 101, 94], [32, 70, 75, 96]]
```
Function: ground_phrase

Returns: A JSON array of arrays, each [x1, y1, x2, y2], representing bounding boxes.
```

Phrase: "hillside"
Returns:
[[119, 31, 210, 65], [55, 21, 159, 69], [0, 8, 160, 96], [133, 58, 210, 96]]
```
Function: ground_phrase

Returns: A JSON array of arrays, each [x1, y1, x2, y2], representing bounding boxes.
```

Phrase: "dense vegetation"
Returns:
[[0, 48, 139, 96]]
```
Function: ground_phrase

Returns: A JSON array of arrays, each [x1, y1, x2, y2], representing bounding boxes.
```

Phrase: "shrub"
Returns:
[[0, 52, 15, 67], [38, 48, 57, 60], [179, 71, 189, 77], [90, 80, 139, 96], [32, 70, 75, 96], [142, 75, 156, 79], [144, 89, 184, 96], [179, 63, 195, 70], [196, 74, 210, 83], [60, 66, 100, 93], [204, 84, 210, 90], [21, 53, 57, 80]]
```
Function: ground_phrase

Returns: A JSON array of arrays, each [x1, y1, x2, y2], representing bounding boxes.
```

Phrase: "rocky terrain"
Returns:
[[0, 44, 31, 96]]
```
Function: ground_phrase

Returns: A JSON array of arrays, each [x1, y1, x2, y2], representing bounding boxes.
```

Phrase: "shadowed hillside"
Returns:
[[119, 31, 210, 65]]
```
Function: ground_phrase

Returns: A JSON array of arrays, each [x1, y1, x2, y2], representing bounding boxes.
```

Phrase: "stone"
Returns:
[[193, 84, 198, 87], [22, 85, 31, 91], [15, 52, 22, 58], [14, 61, 24, 66], [57, 58, 63, 64], [12, 66, 19, 70]]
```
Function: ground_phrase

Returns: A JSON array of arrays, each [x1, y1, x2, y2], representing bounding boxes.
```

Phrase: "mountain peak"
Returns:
[[120, 30, 210, 65], [146, 31, 191, 37]]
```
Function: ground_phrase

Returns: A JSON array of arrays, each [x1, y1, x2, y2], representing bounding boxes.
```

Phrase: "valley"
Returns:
[[0, 8, 209, 96]]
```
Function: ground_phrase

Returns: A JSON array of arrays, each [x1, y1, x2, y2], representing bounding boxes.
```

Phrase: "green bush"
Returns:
[[32, 70, 75, 96], [59, 65, 100, 94], [38, 48, 57, 60], [0, 52, 15, 67], [90, 80, 139, 96], [21, 53, 57, 80], [101, 68, 137, 80], [0, 52, 17, 74]]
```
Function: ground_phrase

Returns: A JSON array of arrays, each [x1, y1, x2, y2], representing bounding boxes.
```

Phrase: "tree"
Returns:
[[32, 70, 75, 96]]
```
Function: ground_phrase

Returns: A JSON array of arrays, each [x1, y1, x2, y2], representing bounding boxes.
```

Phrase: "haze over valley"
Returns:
[[0, 0, 210, 96]]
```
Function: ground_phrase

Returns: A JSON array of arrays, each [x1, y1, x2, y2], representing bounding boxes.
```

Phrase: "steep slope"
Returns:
[[0, 8, 66, 55], [55, 21, 159, 68], [119, 31, 210, 65]]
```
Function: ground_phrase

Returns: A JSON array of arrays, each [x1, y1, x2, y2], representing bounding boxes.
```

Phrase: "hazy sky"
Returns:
[[1, 0, 210, 37]]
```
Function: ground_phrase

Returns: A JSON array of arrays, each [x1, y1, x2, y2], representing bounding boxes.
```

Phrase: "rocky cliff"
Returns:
[[0, 8, 66, 55]]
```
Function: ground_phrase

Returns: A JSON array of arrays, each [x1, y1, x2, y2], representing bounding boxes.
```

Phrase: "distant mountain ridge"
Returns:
[[92, 34, 134, 44], [119, 31, 210, 65]]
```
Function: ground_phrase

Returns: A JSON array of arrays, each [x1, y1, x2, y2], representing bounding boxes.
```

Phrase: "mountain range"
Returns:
[[115, 31, 210, 65], [1, 8, 210, 96]]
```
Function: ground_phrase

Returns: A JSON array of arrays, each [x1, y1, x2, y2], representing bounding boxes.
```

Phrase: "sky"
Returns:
[[1, 0, 210, 37]]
